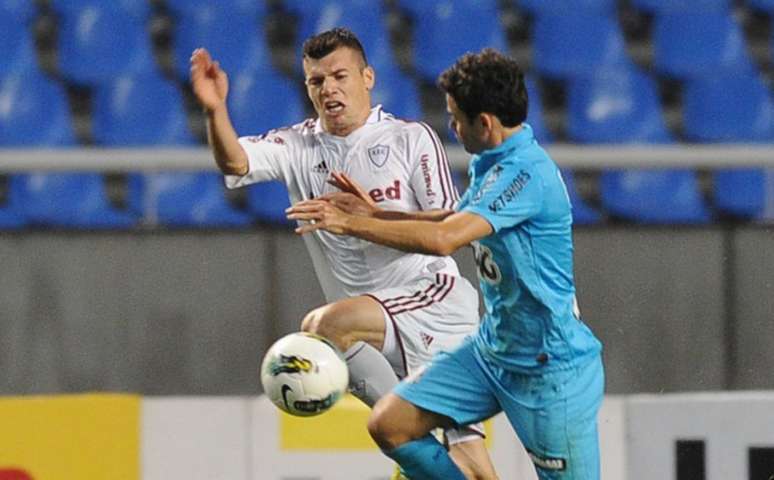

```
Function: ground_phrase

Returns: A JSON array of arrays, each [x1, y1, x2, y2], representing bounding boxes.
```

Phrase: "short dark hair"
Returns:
[[438, 48, 527, 128], [302, 27, 368, 68]]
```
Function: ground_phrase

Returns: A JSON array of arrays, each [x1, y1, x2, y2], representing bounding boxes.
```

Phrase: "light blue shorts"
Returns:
[[394, 336, 604, 479]]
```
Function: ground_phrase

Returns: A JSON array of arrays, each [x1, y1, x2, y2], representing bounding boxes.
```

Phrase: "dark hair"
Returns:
[[302, 27, 368, 67], [438, 48, 527, 127]]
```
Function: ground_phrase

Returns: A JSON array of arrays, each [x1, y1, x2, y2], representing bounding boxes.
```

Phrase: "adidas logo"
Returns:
[[312, 160, 329, 174], [420, 331, 434, 349]]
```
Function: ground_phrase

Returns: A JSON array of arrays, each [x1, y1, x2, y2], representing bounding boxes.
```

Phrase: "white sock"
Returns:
[[345, 341, 399, 407]]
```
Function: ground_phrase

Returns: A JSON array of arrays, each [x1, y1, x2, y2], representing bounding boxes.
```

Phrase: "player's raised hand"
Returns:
[[318, 192, 377, 217], [328, 172, 377, 208], [190, 48, 228, 112], [286, 200, 349, 235]]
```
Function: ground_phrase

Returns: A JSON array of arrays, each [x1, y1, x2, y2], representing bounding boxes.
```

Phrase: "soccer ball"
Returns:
[[260, 332, 349, 417]]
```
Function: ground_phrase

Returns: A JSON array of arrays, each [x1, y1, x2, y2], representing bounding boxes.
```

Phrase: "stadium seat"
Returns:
[[0, 1, 37, 74], [566, 67, 672, 144], [0, 70, 75, 146], [92, 72, 196, 146], [516, 0, 616, 16], [168, 1, 271, 79], [126, 172, 252, 228], [713, 169, 766, 219], [0, 206, 26, 229], [8, 173, 136, 229], [52, 0, 157, 84], [631, 0, 730, 13], [748, 0, 774, 12], [246, 180, 294, 226], [398, 0, 508, 81], [653, 13, 754, 79], [286, 0, 396, 71], [227, 69, 306, 135], [370, 65, 422, 121], [683, 71, 774, 143], [561, 170, 602, 225], [532, 14, 631, 78], [600, 170, 711, 224]]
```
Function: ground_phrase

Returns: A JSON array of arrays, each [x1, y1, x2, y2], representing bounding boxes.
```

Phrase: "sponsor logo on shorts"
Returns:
[[420, 331, 434, 349], [526, 449, 567, 471]]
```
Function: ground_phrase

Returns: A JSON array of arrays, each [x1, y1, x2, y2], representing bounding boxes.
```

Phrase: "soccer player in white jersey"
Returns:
[[190, 28, 497, 479]]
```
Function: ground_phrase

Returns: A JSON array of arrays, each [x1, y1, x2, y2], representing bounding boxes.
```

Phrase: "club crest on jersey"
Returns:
[[367, 145, 390, 168]]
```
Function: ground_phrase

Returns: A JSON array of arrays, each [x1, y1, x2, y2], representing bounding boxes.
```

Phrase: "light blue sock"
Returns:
[[385, 435, 466, 480]]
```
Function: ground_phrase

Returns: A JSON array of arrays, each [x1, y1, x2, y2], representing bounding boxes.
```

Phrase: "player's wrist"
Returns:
[[204, 101, 228, 116]]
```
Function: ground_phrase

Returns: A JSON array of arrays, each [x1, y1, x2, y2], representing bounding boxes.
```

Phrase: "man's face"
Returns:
[[446, 94, 486, 154], [303, 47, 374, 136]]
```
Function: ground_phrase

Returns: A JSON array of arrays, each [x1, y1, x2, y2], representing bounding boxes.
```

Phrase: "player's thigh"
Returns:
[[370, 274, 479, 377], [500, 355, 604, 480], [300, 295, 386, 350], [394, 337, 500, 429]]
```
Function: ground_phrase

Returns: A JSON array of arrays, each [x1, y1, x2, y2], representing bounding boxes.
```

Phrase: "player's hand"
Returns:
[[286, 200, 350, 235], [327, 172, 378, 209], [190, 48, 229, 112], [318, 191, 377, 217]]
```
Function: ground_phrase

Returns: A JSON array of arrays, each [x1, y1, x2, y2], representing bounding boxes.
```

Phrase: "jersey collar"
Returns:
[[470, 123, 534, 174]]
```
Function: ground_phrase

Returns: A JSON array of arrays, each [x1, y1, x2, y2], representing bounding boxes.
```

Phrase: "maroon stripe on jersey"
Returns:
[[418, 122, 452, 209], [364, 294, 408, 377], [434, 129, 459, 206]]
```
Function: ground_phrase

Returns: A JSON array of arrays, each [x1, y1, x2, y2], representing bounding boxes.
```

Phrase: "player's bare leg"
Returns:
[[301, 296, 397, 407], [449, 437, 499, 480], [302, 297, 497, 479]]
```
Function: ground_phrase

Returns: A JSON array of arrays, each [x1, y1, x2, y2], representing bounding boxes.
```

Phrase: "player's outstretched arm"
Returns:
[[327, 172, 454, 222], [286, 200, 492, 256], [190, 48, 248, 176]]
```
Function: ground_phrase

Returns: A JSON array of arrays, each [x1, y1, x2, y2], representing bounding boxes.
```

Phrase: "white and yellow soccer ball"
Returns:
[[260, 332, 349, 417]]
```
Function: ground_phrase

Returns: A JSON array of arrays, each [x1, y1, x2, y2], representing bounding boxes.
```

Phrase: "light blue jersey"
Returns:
[[457, 124, 602, 373]]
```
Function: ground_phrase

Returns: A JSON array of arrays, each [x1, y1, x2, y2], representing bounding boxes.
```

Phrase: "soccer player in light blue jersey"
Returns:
[[287, 48, 604, 480]]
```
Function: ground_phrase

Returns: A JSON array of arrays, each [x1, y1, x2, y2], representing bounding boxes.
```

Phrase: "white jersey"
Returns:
[[225, 105, 462, 302]]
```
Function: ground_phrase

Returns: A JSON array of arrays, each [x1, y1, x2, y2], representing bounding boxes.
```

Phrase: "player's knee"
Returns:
[[367, 401, 411, 451], [300, 308, 345, 348]]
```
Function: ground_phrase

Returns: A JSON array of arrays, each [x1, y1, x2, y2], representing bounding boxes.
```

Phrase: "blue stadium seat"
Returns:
[[126, 172, 252, 228], [653, 13, 753, 79], [749, 0, 774, 12], [286, 0, 396, 71], [0, 70, 75, 146], [169, 1, 271, 79], [532, 15, 631, 78], [399, 0, 508, 81], [600, 170, 711, 223], [561, 170, 602, 225], [92, 72, 196, 146], [516, 0, 616, 16], [567, 67, 672, 143], [8, 173, 135, 228], [0, 205, 26, 229], [52, 0, 157, 84], [0, 1, 37, 74], [227, 69, 305, 135], [632, 0, 730, 13], [246, 180, 294, 226], [371, 66, 422, 121], [683, 71, 774, 143], [525, 76, 553, 143], [713, 169, 766, 219]]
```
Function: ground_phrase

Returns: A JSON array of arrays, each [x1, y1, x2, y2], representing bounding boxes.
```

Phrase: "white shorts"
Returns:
[[366, 273, 485, 444], [365, 273, 480, 379]]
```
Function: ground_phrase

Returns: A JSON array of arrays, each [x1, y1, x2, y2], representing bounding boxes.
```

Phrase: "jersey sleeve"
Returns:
[[407, 122, 460, 210], [460, 161, 543, 232], [223, 130, 294, 189]]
